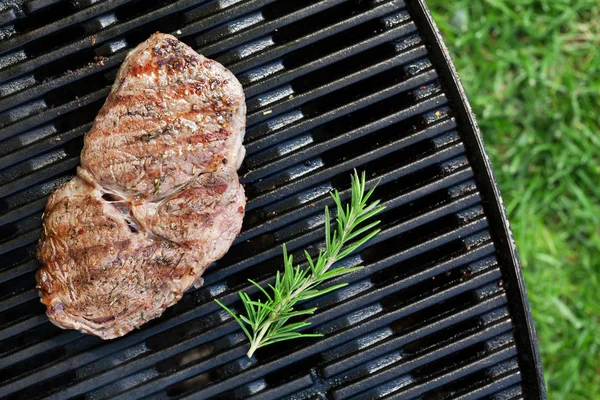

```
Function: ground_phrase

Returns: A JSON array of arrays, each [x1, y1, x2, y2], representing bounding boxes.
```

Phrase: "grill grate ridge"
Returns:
[[334, 319, 514, 399], [0, 0, 134, 56], [382, 349, 519, 400]]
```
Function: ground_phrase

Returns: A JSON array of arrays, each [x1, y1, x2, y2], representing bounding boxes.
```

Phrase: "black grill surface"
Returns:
[[0, 0, 545, 399]]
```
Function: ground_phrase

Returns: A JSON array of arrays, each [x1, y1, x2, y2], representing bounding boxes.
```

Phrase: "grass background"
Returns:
[[425, 1, 600, 398]]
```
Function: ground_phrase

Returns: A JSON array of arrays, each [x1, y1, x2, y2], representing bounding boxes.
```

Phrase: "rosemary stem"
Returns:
[[247, 211, 358, 355], [218, 171, 384, 357], [247, 276, 312, 356], [247, 326, 267, 357]]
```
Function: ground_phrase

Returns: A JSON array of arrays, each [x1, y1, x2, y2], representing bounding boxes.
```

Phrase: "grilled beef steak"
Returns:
[[36, 33, 246, 339]]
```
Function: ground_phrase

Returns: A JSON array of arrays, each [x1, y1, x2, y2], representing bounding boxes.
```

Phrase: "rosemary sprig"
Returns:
[[216, 170, 385, 357]]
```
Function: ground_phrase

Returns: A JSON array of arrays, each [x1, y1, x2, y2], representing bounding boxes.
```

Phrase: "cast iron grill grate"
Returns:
[[0, 0, 545, 399]]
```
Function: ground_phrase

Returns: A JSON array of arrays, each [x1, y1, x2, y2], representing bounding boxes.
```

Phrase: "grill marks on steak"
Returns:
[[36, 34, 246, 339], [81, 33, 245, 201]]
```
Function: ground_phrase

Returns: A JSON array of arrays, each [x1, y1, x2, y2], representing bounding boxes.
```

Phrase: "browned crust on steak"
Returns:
[[80, 33, 245, 201], [36, 33, 246, 339]]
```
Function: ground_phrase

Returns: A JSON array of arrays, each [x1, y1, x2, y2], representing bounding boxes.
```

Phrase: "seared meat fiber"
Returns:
[[36, 33, 246, 339], [81, 33, 246, 200]]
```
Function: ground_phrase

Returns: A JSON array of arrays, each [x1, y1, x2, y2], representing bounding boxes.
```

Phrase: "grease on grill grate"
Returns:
[[0, 0, 542, 399]]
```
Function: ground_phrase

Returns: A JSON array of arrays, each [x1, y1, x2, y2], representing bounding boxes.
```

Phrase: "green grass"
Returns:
[[425, 1, 600, 398]]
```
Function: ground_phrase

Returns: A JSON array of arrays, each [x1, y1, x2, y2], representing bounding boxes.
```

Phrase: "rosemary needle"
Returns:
[[216, 170, 385, 358]]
